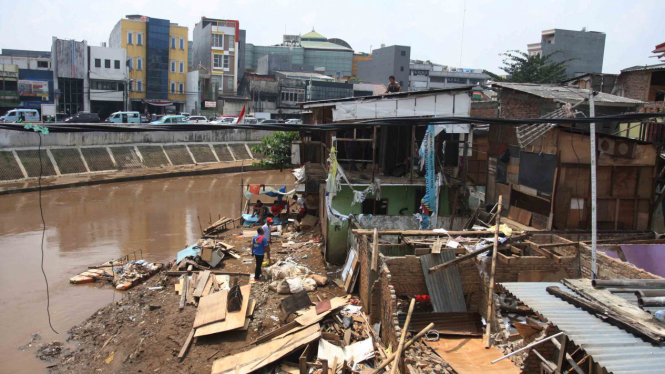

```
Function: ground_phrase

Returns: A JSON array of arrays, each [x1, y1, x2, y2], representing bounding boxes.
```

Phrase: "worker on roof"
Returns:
[[384, 75, 402, 93]]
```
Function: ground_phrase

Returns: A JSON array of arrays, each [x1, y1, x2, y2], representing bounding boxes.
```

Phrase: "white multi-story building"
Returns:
[[89, 45, 128, 117], [409, 60, 490, 91], [0, 49, 51, 70]]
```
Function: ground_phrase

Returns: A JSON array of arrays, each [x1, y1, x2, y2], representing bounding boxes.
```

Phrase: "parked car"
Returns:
[[64, 112, 101, 123], [180, 112, 191, 118], [106, 111, 141, 124], [187, 116, 209, 124], [150, 115, 189, 124], [211, 116, 237, 125], [258, 119, 285, 124], [0, 109, 40, 123], [285, 119, 302, 124]]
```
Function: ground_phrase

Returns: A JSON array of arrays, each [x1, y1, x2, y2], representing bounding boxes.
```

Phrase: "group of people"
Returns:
[[249, 194, 308, 282]]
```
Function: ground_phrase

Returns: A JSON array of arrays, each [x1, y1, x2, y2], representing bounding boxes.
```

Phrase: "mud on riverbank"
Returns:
[[49, 225, 344, 374]]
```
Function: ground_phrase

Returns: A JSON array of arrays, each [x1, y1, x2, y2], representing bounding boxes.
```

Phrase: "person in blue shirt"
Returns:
[[252, 227, 266, 282]]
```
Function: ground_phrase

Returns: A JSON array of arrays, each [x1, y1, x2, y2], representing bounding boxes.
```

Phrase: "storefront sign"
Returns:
[[204, 101, 217, 108], [19, 79, 49, 97]]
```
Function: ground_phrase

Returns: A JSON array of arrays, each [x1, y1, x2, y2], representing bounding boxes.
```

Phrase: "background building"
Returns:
[[352, 52, 372, 77], [109, 15, 188, 113], [245, 30, 354, 78], [89, 45, 128, 118], [409, 60, 489, 91], [192, 17, 240, 101], [51, 37, 89, 115], [0, 63, 19, 113], [0, 49, 54, 112], [356, 45, 411, 90], [527, 28, 606, 78]]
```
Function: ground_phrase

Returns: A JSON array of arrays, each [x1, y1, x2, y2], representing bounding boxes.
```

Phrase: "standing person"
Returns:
[[384, 76, 402, 93], [262, 218, 273, 265], [295, 194, 308, 222], [251, 227, 266, 282]]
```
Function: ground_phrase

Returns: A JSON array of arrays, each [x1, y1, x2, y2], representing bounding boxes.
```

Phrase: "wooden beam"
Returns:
[[484, 195, 502, 348], [390, 298, 415, 374], [353, 229, 495, 236], [178, 328, 196, 361], [371, 228, 379, 272], [555, 335, 569, 374], [370, 323, 435, 374]]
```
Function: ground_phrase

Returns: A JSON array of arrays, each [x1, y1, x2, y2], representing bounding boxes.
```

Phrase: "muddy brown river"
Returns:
[[0, 170, 293, 373]]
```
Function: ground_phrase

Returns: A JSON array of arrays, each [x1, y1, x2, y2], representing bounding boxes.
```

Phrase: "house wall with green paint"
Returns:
[[326, 185, 433, 264]]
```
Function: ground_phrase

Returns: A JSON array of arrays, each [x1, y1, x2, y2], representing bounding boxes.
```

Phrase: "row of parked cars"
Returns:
[[0, 109, 303, 125]]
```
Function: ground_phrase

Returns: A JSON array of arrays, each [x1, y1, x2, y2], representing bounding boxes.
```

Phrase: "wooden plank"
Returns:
[[517, 209, 532, 226], [316, 299, 331, 315], [192, 270, 211, 298], [193, 290, 229, 328], [425, 337, 520, 374], [178, 328, 196, 361], [431, 237, 443, 254], [295, 297, 349, 327], [253, 321, 301, 345], [212, 325, 321, 374], [195, 285, 251, 337], [186, 273, 197, 306], [507, 206, 522, 221], [371, 228, 379, 271], [247, 299, 257, 317], [202, 274, 215, 297], [563, 278, 665, 340], [513, 322, 542, 339]]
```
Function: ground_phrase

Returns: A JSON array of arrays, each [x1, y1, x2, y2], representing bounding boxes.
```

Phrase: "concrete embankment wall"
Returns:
[[0, 127, 273, 182]]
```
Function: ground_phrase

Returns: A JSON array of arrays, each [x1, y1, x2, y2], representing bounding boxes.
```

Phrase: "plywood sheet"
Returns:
[[517, 209, 532, 226], [425, 337, 520, 374], [195, 285, 251, 337], [212, 324, 321, 374], [193, 290, 228, 328]]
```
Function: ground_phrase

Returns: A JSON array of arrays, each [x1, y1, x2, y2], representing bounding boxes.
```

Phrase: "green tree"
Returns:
[[252, 131, 300, 171], [485, 50, 574, 83]]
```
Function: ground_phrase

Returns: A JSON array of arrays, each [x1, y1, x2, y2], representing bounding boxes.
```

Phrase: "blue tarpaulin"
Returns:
[[176, 243, 201, 264]]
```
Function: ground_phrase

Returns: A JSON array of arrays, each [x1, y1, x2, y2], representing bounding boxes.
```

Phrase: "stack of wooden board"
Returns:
[[204, 217, 236, 236]]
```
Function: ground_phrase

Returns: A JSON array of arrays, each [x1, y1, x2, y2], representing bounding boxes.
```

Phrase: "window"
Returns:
[[179, 61, 184, 73], [127, 32, 133, 45], [137, 80, 143, 92], [137, 33, 143, 46], [399, 81, 403, 86], [170, 81, 175, 93], [228, 76, 233, 89], [213, 54, 222, 69], [129, 80, 133, 92], [170, 60, 175, 72], [212, 34, 223, 48], [90, 80, 118, 90], [361, 198, 388, 214], [447, 77, 467, 84], [171, 37, 176, 49], [179, 38, 184, 50], [401, 50, 406, 57], [37, 60, 48, 68], [128, 58, 133, 70], [94, 59, 101, 68], [223, 55, 229, 69], [105, 59, 111, 68], [179, 82, 184, 94], [400, 66, 404, 72], [114, 60, 120, 69], [137, 58, 143, 71]]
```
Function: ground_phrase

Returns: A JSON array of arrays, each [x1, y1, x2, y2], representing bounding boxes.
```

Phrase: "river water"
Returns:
[[0, 170, 293, 373]]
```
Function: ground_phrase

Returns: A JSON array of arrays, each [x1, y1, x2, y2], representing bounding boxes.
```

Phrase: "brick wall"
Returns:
[[377, 262, 399, 350], [521, 324, 560, 374], [354, 233, 378, 315], [500, 89, 544, 119], [384, 256, 428, 295], [471, 101, 499, 118], [493, 253, 579, 283], [618, 71, 651, 101]]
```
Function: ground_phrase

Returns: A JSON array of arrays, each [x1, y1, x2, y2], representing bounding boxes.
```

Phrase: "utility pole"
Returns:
[[589, 89, 598, 279]]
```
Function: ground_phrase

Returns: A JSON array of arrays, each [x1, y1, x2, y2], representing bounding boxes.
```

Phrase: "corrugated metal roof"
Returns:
[[420, 250, 466, 312], [621, 63, 665, 73], [502, 282, 665, 374], [492, 82, 644, 105]]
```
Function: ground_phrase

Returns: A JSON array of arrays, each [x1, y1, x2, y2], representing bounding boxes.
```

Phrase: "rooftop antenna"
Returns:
[[459, 0, 467, 67]]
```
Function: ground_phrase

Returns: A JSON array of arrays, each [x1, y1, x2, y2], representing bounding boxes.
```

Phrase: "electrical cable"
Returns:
[[37, 132, 58, 334]]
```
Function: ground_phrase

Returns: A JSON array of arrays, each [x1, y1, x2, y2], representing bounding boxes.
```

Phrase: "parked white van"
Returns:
[[106, 111, 142, 124], [0, 109, 40, 123]]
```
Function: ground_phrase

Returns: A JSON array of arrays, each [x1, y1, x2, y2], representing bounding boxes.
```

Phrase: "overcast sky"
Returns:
[[1, 0, 662, 74]]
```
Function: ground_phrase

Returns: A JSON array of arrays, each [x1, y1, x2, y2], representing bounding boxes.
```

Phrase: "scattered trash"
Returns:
[[104, 351, 114, 364], [36, 341, 64, 361]]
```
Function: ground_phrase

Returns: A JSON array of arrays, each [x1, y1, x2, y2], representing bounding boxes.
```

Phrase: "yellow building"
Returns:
[[352, 53, 372, 77], [109, 15, 188, 113]]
